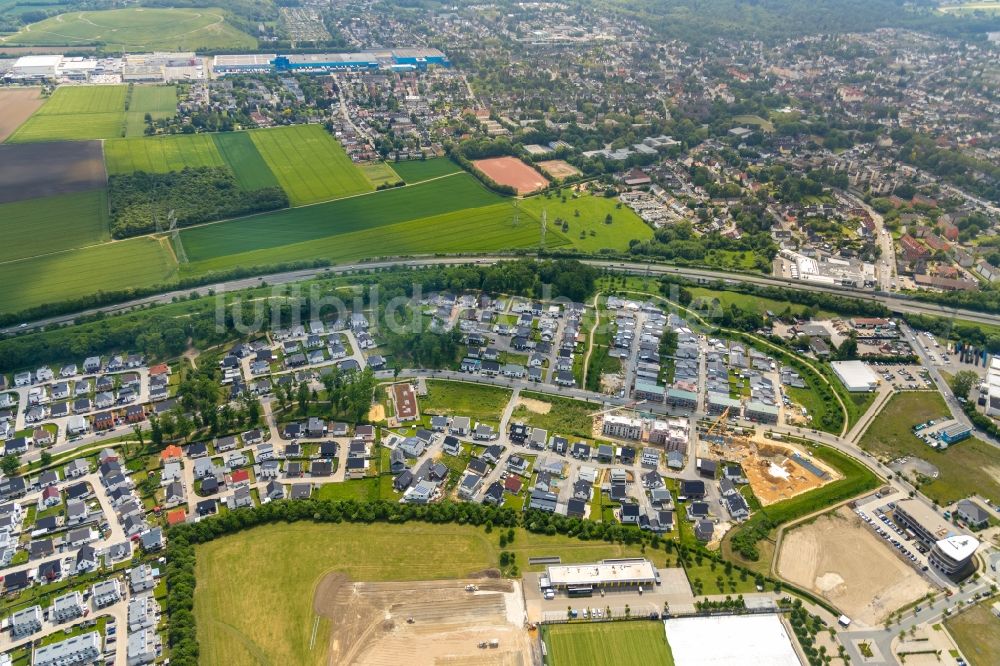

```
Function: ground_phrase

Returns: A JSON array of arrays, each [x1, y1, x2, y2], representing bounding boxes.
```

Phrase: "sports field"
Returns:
[[520, 191, 653, 252], [178, 173, 507, 261], [212, 132, 280, 190], [0, 190, 109, 262], [543, 622, 675, 666], [474, 156, 550, 194], [2, 8, 256, 51], [391, 158, 463, 183], [249, 125, 372, 205], [104, 134, 225, 174], [194, 522, 649, 666], [0, 237, 175, 313], [7, 86, 126, 142], [125, 85, 177, 136]]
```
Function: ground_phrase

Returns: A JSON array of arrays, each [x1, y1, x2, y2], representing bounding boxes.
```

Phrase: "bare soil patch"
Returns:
[[0, 140, 106, 204], [0, 88, 43, 142], [710, 438, 838, 505], [537, 159, 582, 180], [367, 404, 386, 422], [473, 156, 549, 195], [514, 397, 551, 414], [314, 573, 532, 666], [777, 506, 932, 627]]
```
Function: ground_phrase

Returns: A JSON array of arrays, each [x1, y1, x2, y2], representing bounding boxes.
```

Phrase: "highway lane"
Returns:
[[5, 255, 1000, 335]]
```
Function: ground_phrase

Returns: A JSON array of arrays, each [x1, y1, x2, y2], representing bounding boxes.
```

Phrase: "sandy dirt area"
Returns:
[[777, 507, 932, 627], [473, 156, 549, 195], [0, 88, 42, 142], [514, 397, 550, 414], [713, 439, 838, 505], [314, 574, 533, 666], [537, 159, 582, 180], [367, 404, 386, 422]]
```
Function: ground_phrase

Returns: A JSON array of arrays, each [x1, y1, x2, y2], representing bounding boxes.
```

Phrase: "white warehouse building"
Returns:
[[11, 55, 62, 78], [830, 360, 879, 392]]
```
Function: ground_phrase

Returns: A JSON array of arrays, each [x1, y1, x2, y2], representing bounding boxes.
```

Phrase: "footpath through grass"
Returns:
[[391, 157, 463, 183], [543, 622, 675, 666], [194, 522, 647, 666], [858, 392, 1000, 504]]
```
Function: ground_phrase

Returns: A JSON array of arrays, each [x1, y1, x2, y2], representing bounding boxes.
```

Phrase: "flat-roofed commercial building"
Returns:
[[212, 54, 277, 75], [546, 558, 656, 594], [894, 499, 978, 578], [831, 360, 879, 392], [929, 535, 979, 578]]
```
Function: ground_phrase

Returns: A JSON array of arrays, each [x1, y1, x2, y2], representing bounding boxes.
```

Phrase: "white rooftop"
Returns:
[[935, 535, 979, 563], [830, 360, 879, 390], [13, 55, 62, 68], [547, 559, 656, 587], [664, 615, 800, 666]]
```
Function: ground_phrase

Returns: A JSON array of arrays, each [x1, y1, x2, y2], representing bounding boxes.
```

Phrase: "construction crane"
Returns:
[[588, 400, 647, 418], [701, 407, 730, 445]]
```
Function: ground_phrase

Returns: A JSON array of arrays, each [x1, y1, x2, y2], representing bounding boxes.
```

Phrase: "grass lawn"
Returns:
[[520, 191, 653, 252], [0, 236, 175, 313], [944, 600, 1000, 665], [212, 132, 280, 190], [682, 558, 757, 595], [104, 133, 225, 174], [418, 379, 512, 424], [858, 392, 1000, 504], [0, 189, 108, 261], [194, 522, 648, 666], [249, 125, 372, 205], [4, 8, 256, 51], [390, 158, 463, 183], [510, 391, 598, 439], [357, 161, 400, 188], [732, 114, 775, 133], [543, 622, 675, 666], [313, 477, 380, 502]]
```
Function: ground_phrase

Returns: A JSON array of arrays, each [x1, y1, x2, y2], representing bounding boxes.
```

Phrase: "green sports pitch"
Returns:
[[543, 622, 675, 666]]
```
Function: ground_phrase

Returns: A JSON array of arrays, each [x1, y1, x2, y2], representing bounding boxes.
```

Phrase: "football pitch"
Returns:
[[542, 622, 675, 666]]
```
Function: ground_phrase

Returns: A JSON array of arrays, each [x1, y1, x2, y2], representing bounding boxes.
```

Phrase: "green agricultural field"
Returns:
[[543, 622, 675, 666], [2, 8, 256, 51], [419, 380, 512, 425], [181, 202, 563, 275], [178, 173, 508, 261], [0, 190, 108, 262], [7, 85, 127, 142], [125, 85, 177, 136], [511, 391, 598, 439], [104, 134, 224, 174], [212, 132, 279, 191], [357, 161, 401, 188], [0, 237, 175, 313], [194, 522, 648, 666], [249, 125, 372, 205], [391, 158, 463, 183], [858, 392, 1000, 504], [520, 191, 653, 252]]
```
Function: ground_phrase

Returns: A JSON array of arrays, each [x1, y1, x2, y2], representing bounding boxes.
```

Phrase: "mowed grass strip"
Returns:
[[543, 622, 675, 666], [0, 237, 175, 313], [858, 392, 1000, 504], [104, 134, 224, 174], [181, 202, 564, 274], [391, 157, 463, 183], [212, 132, 279, 190], [178, 173, 506, 260], [194, 522, 649, 666], [249, 125, 372, 205], [0, 190, 109, 262], [357, 161, 400, 187]]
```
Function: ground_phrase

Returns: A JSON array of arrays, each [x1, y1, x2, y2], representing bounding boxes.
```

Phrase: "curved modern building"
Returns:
[[929, 535, 980, 578], [894, 499, 979, 579]]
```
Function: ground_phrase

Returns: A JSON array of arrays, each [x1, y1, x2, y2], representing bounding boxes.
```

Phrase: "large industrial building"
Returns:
[[214, 48, 449, 76], [211, 53, 278, 75], [830, 360, 879, 392], [986, 356, 1000, 418], [544, 558, 657, 594]]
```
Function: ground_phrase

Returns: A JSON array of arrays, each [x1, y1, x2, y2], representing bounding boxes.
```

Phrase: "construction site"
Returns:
[[313, 574, 536, 666], [698, 410, 839, 505]]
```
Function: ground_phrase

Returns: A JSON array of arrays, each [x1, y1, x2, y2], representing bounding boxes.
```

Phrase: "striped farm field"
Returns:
[[125, 85, 177, 136], [181, 202, 564, 275], [0, 190, 109, 262], [212, 132, 280, 190], [0, 237, 175, 313], [104, 134, 225, 174], [391, 158, 463, 183], [248, 125, 372, 205], [542, 622, 675, 666], [178, 173, 504, 260], [7, 85, 127, 142], [357, 161, 400, 187]]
